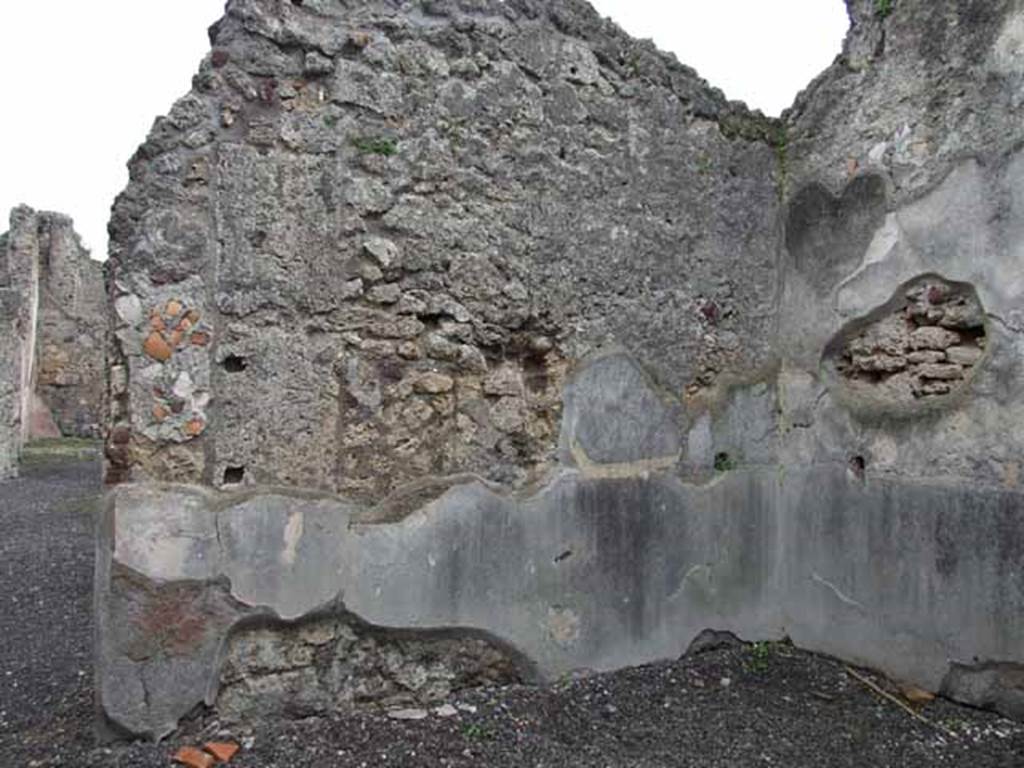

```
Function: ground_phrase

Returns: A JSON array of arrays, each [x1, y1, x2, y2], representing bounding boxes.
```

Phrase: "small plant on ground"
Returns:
[[744, 641, 773, 673], [463, 723, 489, 741], [875, 0, 894, 20], [352, 135, 398, 156]]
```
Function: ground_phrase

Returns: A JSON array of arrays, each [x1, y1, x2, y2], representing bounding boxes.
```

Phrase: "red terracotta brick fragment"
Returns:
[[143, 332, 172, 362], [173, 746, 215, 768], [204, 741, 240, 763], [184, 418, 206, 437]]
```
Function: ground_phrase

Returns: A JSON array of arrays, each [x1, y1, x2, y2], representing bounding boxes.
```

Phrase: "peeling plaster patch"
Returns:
[[282, 511, 304, 567], [220, 495, 351, 620], [991, 13, 1024, 77], [560, 353, 682, 467], [687, 413, 714, 469], [825, 276, 988, 413], [218, 615, 523, 721], [835, 214, 915, 317], [546, 607, 581, 649], [112, 487, 219, 582], [570, 438, 679, 480]]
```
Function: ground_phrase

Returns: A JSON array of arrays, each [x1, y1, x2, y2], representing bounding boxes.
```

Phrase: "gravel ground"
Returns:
[[1, 454, 1022, 767]]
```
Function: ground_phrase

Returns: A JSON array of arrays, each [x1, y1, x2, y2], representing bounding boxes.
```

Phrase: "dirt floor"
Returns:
[[1, 451, 1022, 767]]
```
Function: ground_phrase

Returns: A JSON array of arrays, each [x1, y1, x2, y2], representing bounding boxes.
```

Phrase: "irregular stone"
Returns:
[[910, 327, 962, 351], [945, 346, 983, 366], [851, 353, 907, 374], [362, 236, 399, 268], [918, 364, 965, 381], [907, 350, 946, 365], [939, 303, 986, 330], [942, 662, 1024, 720], [339, 279, 364, 300], [483, 366, 522, 397], [115, 295, 143, 326], [413, 372, 454, 395], [303, 51, 334, 77], [388, 708, 429, 720], [366, 283, 401, 305], [914, 380, 953, 397]]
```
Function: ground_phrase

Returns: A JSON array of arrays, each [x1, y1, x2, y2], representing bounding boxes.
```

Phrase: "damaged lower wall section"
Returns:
[[218, 616, 525, 721], [96, 466, 1024, 738]]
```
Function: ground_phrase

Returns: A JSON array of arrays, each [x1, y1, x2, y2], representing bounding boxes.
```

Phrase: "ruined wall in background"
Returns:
[[27, 210, 106, 438], [98, 0, 1024, 738], [0, 207, 106, 476], [3, 208, 106, 441], [0, 231, 22, 478], [0, 208, 40, 477]]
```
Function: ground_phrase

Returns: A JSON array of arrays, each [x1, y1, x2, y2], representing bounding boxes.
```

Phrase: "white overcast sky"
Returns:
[[0, 1, 848, 259]]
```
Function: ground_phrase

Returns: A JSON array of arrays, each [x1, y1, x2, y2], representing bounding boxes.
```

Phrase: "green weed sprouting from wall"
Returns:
[[875, 0, 894, 20], [352, 136, 398, 156]]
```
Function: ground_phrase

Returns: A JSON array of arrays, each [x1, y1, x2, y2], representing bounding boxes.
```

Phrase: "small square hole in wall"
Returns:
[[223, 355, 248, 373], [224, 466, 246, 485], [848, 455, 866, 482]]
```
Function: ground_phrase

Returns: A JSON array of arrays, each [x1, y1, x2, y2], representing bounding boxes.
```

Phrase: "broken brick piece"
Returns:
[[204, 742, 240, 763], [900, 685, 936, 704], [184, 418, 207, 437], [173, 746, 215, 768], [143, 332, 173, 362]]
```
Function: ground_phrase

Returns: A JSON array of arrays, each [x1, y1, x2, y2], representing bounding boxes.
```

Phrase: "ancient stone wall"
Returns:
[[23, 210, 106, 438], [1, 207, 106, 442], [0, 208, 40, 478], [98, 0, 1024, 738], [0, 233, 22, 479], [0, 208, 106, 476]]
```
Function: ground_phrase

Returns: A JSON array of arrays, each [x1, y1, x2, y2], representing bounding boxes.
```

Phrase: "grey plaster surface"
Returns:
[[98, 461, 1024, 737]]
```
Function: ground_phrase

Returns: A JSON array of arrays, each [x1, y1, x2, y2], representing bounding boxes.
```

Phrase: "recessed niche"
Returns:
[[825, 276, 987, 414], [223, 466, 246, 485]]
